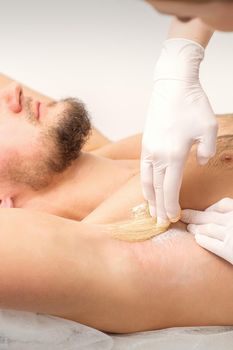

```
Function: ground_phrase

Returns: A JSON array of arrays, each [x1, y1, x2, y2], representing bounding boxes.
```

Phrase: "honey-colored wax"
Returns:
[[108, 203, 170, 242]]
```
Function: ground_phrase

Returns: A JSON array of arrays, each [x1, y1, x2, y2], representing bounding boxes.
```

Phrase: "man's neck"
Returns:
[[1, 152, 137, 220], [1, 152, 98, 219]]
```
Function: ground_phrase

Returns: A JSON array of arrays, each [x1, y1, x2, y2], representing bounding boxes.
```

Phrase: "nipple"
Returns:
[[220, 152, 233, 168], [221, 154, 232, 162]]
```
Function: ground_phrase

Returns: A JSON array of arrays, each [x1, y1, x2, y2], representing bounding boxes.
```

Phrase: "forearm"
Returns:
[[168, 17, 214, 47]]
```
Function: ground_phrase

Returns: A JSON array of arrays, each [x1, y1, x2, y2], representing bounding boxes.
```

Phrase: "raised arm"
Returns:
[[168, 17, 213, 46], [0, 208, 136, 332], [0, 209, 93, 319], [1, 199, 233, 334]]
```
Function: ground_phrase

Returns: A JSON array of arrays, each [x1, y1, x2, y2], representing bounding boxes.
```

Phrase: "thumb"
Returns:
[[196, 126, 218, 165]]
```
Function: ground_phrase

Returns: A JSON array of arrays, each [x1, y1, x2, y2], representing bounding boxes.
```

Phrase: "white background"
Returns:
[[0, 0, 233, 140]]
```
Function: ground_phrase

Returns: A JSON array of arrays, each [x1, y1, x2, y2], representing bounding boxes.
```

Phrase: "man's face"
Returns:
[[148, 1, 233, 31], [0, 82, 68, 190]]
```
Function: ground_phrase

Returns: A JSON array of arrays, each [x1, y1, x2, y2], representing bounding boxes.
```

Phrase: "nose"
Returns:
[[2, 82, 23, 113]]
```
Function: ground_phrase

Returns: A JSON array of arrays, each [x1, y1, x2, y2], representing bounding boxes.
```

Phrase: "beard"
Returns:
[[5, 147, 57, 191], [2, 97, 91, 191]]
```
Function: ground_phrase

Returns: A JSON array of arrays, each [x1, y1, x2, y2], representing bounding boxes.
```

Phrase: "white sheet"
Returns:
[[111, 327, 233, 350], [1, 227, 232, 349], [0, 310, 233, 350], [0, 310, 112, 350]]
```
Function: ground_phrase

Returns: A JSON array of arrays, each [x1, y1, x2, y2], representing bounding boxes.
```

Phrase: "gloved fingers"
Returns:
[[187, 223, 226, 241], [140, 160, 156, 217], [205, 197, 233, 213], [163, 163, 183, 222], [181, 209, 226, 226], [153, 166, 169, 226], [195, 233, 223, 257], [196, 125, 218, 165]]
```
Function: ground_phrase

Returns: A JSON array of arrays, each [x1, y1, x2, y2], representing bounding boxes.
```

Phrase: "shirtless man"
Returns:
[[0, 76, 140, 218], [0, 76, 232, 333], [0, 77, 232, 224]]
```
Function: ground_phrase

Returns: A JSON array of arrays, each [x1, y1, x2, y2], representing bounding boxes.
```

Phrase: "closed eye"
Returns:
[[177, 16, 193, 23], [19, 90, 23, 108]]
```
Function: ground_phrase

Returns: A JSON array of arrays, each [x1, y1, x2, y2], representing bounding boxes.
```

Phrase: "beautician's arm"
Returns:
[[0, 73, 110, 151], [91, 15, 214, 162], [141, 17, 217, 225], [167, 17, 214, 45]]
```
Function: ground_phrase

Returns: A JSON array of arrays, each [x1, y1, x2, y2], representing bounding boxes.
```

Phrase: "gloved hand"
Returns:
[[181, 198, 233, 264], [141, 38, 218, 226]]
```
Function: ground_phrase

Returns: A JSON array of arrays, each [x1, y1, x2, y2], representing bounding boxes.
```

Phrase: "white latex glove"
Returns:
[[181, 198, 233, 264], [141, 38, 218, 226]]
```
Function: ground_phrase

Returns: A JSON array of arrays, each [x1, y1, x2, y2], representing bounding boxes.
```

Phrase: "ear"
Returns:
[[0, 197, 14, 208]]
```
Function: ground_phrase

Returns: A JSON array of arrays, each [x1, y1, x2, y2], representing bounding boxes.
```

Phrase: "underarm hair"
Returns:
[[107, 203, 169, 243], [208, 134, 233, 169]]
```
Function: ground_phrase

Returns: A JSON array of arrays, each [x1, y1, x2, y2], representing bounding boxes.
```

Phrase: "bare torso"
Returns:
[[14, 154, 140, 220]]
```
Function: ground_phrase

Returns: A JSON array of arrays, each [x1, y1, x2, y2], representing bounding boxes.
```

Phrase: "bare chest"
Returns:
[[19, 160, 139, 220]]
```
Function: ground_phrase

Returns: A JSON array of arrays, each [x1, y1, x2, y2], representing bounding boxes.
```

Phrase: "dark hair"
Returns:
[[48, 97, 91, 173], [208, 134, 233, 169]]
